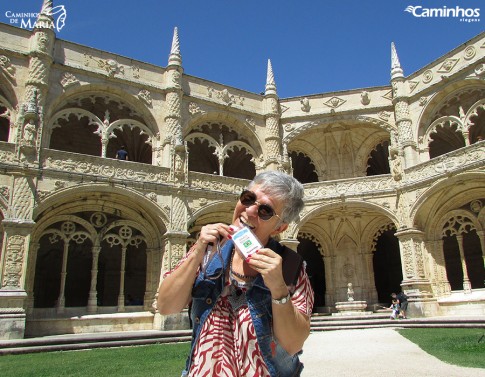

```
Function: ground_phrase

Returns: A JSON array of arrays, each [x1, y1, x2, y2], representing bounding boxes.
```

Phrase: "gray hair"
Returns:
[[248, 171, 304, 223]]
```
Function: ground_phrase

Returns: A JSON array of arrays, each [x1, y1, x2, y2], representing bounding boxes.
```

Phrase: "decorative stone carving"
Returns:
[[360, 91, 370, 106], [137, 89, 152, 107], [464, 46, 476, 60], [22, 119, 36, 147], [378, 111, 391, 121], [475, 63, 485, 77], [131, 65, 140, 79], [90, 212, 107, 228], [0, 55, 16, 83], [86, 55, 125, 77], [323, 96, 346, 109], [470, 200, 482, 213], [60, 72, 80, 88], [188, 102, 203, 115], [300, 97, 311, 111], [245, 117, 257, 129], [382, 90, 393, 101], [438, 58, 459, 73], [419, 97, 428, 106], [422, 69, 433, 83], [408, 81, 419, 93], [2, 235, 25, 288], [207, 87, 244, 107]]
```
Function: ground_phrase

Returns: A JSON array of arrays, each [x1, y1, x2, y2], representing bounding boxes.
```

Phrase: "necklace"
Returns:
[[230, 248, 256, 281]]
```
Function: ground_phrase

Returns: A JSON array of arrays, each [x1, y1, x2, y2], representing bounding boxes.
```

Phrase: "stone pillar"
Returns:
[[18, 1, 55, 163], [0, 171, 36, 339], [55, 241, 69, 313], [390, 43, 417, 170], [117, 246, 127, 311], [456, 235, 472, 294], [395, 228, 439, 317], [263, 60, 287, 172], [145, 247, 159, 311], [87, 246, 101, 313], [477, 230, 485, 269], [163, 27, 187, 182], [157, 231, 190, 331], [0, 219, 35, 339]]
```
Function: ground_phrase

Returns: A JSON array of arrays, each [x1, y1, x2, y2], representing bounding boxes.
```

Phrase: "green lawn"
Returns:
[[0, 342, 191, 377], [397, 328, 485, 369], [2, 328, 484, 376]]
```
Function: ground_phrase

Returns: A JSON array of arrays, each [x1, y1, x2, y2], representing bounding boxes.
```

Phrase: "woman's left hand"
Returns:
[[245, 248, 288, 296]]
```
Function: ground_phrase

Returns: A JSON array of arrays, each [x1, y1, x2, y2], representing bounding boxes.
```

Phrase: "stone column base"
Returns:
[[0, 290, 28, 339], [153, 309, 190, 331], [402, 280, 440, 317]]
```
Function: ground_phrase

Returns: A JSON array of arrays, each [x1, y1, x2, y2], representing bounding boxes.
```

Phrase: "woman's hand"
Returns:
[[198, 223, 235, 245], [245, 248, 288, 298]]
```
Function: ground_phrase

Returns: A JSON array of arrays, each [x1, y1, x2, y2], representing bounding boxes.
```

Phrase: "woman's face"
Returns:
[[232, 184, 287, 246]]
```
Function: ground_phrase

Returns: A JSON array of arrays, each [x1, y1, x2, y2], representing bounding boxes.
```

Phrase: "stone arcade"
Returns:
[[0, 1, 484, 339]]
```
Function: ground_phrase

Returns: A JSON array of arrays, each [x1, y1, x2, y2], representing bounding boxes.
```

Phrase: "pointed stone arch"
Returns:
[[185, 117, 259, 178], [45, 88, 157, 163]]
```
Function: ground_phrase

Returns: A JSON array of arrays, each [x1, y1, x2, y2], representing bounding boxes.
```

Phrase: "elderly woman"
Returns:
[[158, 171, 314, 377]]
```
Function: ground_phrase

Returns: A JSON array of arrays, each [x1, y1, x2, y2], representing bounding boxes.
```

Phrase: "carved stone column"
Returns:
[[163, 28, 187, 182], [18, 3, 55, 163], [395, 228, 439, 317], [263, 60, 285, 172], [0, 218, 35, 339], [390, 43, 417, 170], [87, 246, 101, 313], [145, 247, 159, 312], [477, 230, 485, 268], [157, 230, 190, 331], [456, 235, 472, 294]]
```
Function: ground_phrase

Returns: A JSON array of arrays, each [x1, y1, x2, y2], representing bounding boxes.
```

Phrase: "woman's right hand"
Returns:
[[197, 223, 235, 247]]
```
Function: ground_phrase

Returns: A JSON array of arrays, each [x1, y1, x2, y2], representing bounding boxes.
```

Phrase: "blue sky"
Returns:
[[2, 0, 484, 98]]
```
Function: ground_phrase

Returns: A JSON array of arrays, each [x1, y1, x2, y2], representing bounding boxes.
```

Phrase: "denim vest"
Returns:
[[183, 239, 304, 377]]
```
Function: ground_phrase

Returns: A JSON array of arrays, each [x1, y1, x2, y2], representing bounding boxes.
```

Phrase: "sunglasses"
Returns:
[[239, 190, 282, 221]]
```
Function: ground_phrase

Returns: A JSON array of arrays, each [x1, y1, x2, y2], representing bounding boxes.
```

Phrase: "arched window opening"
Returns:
[[33, 241, 62, 308], [65, 240, 93, 307], [469, 106, 485, 144], [187, 138, 219, 174], [223, 147, 255, 179], [366, 141, 390, 176], [428, 122, 465, 159], [443, 236, 464, 291], [442, 215, 485, 291], [97, 242, 121, 306], [297, 236, 325, 309], [372, 229, 402, 304], [50, 114, 101, 156], [0, 104, 9, 142], [290, 151, 318, 183], [107, 125, 152, 163]]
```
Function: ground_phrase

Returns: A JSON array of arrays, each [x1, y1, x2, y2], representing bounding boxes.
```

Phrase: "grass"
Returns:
[[397, 328, 485, 369], [2, 329, 485, 375], [0, 342, 191, 377]]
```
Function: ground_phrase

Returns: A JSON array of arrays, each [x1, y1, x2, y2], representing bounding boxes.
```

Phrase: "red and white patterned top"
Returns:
[[163, 246, 314, 377]]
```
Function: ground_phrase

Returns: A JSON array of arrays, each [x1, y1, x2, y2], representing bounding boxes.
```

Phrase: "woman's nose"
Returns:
[[245, 202, 259, 218]]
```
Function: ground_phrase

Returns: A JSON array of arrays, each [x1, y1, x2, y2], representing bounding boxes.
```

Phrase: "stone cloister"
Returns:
[[0, 1, 484, 339]]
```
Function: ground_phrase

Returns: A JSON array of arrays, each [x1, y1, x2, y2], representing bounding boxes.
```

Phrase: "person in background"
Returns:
[[397, 290, 409, 319], [157, 171, 314, 377], [389, 298, 400, 320], [116, 145, 128, 160]]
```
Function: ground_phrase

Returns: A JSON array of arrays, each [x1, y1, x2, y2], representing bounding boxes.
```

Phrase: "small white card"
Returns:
[[232, 226, 262, 258]]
